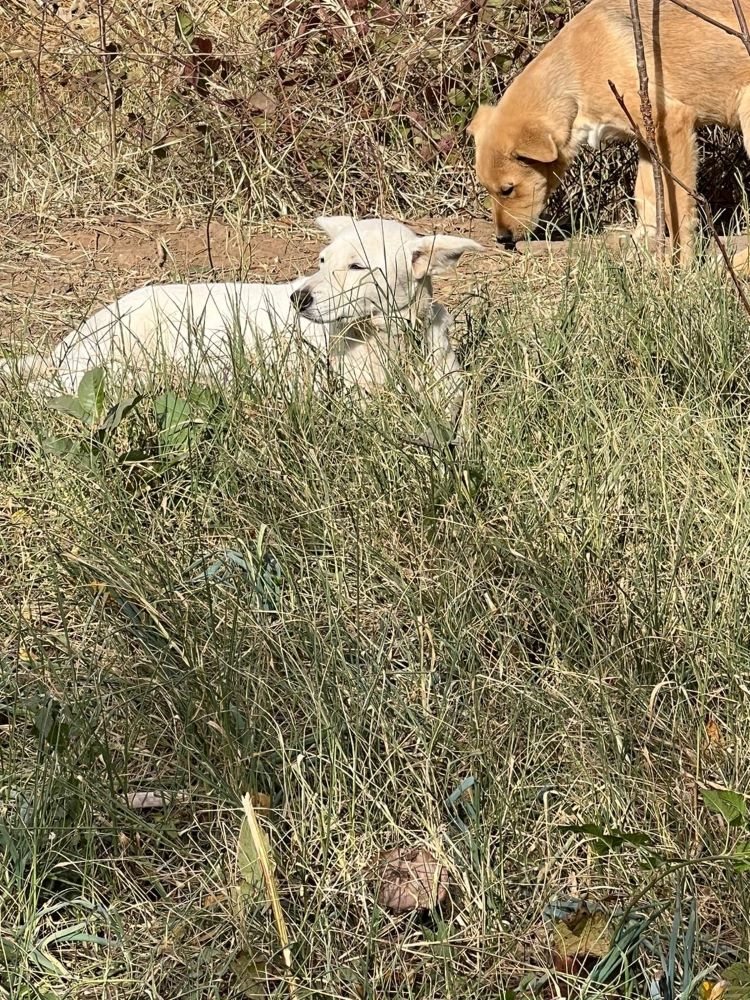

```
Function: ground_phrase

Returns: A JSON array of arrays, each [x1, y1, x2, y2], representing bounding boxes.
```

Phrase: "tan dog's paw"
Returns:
[[732, 246, 750, 276]]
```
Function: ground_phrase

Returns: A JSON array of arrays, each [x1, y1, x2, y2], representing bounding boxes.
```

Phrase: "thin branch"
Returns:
[[730, 0, 750, 56], [96, 0, 118, 180], [609, 81, 750, 318], [628, 0, 667, 256], [663, 0, 747, 40]]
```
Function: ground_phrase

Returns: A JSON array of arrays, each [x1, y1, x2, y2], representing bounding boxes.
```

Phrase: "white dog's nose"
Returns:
[[290, 287, 313, 313]]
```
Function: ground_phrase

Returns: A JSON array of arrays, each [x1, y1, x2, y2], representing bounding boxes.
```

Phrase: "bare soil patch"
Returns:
[[0, 214, 501, 352], [3, 213, 747, 356]]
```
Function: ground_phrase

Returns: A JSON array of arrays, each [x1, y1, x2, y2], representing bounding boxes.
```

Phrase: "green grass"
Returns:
[[2, 249, 750, 999]]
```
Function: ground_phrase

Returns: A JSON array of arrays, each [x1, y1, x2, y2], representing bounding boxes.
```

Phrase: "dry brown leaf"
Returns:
[[552, 907, 612, 959], [247, 92, 278, 115], [253, 792, 272, 815], [705, 716, 723, 749], [376, 847, 449, 912]]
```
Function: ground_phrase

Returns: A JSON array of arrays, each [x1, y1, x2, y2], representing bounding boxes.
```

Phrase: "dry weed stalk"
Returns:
[[627, 0, 667, 257], [96, 0, 118, 178]]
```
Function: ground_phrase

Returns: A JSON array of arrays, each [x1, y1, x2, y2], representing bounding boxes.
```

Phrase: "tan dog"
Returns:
[[468, 0, 750, 262]]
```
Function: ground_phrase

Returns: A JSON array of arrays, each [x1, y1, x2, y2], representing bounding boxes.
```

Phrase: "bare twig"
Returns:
[[609, 81, 750, 318], [628, 0, 667, 256], [96, 0, 118, 180], [663, 0, 747, 40], [666, 0, 750, 54], [730, 0, 750, 56]]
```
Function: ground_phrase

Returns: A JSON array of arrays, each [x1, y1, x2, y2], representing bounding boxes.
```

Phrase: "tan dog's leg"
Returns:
[[634, 143, 657, 243], [737, 86, 750, 158], [656, 105, 698, 264]]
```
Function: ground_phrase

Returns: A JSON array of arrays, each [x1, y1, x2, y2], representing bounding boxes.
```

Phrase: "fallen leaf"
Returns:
[[551, 906, 612, 959], [237, 810, 266, 897], [126, 791, 187, 810], [717, 964, 750, 998], [251, 791, 271, 817], [376, 847, 449, 912], [705, 717, 723, 749], [247, 91, 278, 115], [239, 793, 298, 996], [701, 982, 728, 1000]]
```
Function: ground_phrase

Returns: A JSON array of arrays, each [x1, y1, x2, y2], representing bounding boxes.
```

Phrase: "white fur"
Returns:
[[1, 218, 481, 414], [572, 119, 628, 152]]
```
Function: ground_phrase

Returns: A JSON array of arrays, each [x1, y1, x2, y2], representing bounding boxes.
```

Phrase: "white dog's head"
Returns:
[[290, 217, 482, 328]]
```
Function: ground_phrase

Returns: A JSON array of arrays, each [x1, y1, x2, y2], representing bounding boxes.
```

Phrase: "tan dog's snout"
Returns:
[[495, 231, 517, 251]]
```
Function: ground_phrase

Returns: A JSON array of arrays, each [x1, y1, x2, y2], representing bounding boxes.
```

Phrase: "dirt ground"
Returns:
[[2, 213, 747, 353], [0, 214, 503, 351]]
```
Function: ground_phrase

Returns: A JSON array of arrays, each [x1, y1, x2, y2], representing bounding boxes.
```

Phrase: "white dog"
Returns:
[[2, 217, 481, 412]]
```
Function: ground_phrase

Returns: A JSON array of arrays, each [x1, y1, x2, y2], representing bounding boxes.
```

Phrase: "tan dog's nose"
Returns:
[[495, 232, 517, 251]]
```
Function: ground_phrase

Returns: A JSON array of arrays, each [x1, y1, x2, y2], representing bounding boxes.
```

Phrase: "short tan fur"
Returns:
[[469, 0, 750, 261]]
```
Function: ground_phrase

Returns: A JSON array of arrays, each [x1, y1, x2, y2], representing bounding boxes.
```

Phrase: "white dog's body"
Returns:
[[2, 218, 481, 408]]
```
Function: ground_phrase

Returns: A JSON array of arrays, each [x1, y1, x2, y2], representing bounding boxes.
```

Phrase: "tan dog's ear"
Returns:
[[467, 104, 495, 137], [513, 130, 558, 163], [315, 216, 356, 239], [408, 235, 483, 280]]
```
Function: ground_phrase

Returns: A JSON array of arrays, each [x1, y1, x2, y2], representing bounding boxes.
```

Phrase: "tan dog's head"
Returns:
[[468, 104, 570, 247]]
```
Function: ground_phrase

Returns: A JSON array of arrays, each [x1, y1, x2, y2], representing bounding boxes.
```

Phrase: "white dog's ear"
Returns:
[[315, 216, 356, 239], [408, 236, 483, 280]]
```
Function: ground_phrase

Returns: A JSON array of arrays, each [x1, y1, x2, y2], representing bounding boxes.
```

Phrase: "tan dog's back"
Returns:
[[566, 0, 750, 122]]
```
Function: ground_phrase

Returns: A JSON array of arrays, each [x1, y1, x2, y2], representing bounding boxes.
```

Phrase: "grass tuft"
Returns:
[[2, 247, 750, 997]]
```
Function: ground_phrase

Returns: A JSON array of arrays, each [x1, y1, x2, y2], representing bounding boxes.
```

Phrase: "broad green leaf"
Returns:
[[560, 823, 653, 851], [77, 367, 106, 422], [100, 394, 143, 435], [232, 950, 270, 999], [702, 789, 748, 826], [41, 435, 77, 456], [731, 841, 750, 873], [607, 827, 653, 847], [155, 392, 194, 452], [34, 699, 71, 750], [48, 395, 85, 422]]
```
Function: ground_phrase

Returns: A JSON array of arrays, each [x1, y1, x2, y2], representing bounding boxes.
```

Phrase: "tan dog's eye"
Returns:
[[500, 184, 515, 196], [349, 262, 367, 270]]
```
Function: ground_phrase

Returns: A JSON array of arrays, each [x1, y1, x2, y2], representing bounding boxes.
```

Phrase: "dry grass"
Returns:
[[3, 2, 750, 998], [3, 0, 750, 231], [2, 244, 750, 998]]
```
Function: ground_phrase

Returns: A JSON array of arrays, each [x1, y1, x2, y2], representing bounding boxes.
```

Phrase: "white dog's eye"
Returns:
[[500, 184, 515, 196], [349, 262, 367, 270]]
